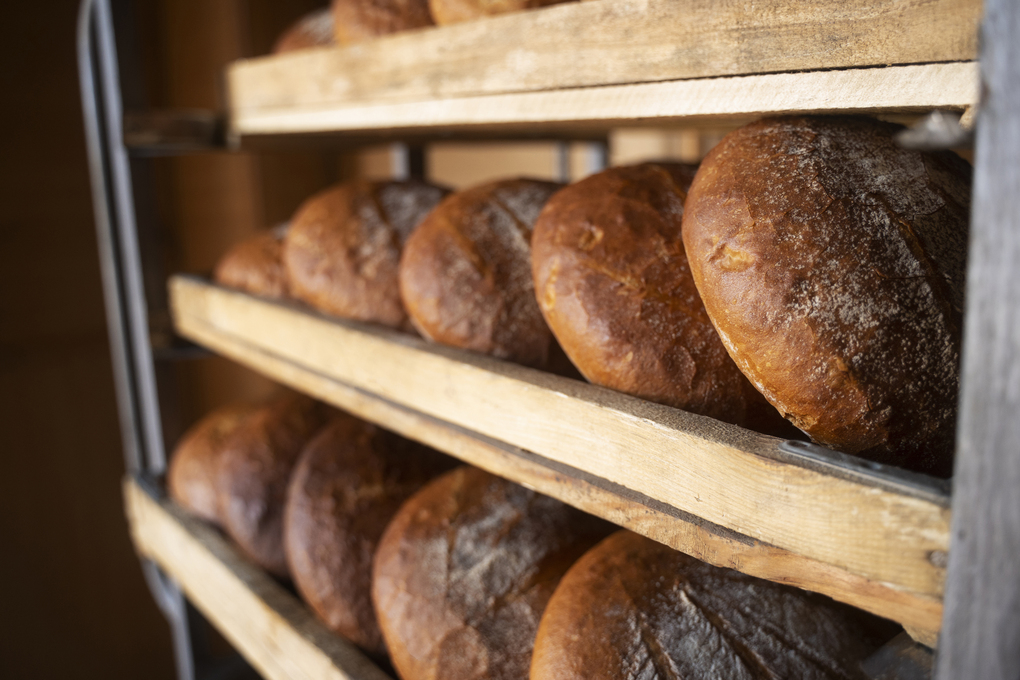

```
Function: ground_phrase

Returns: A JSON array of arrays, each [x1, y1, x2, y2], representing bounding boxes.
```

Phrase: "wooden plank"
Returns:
[[123, 477, 391, 680], [231, 62, 979, 138], [227, 0, 980, 118], [936, 0, 1020, 674], [157, 298, 942, 634], [169, 276, 951, 613]]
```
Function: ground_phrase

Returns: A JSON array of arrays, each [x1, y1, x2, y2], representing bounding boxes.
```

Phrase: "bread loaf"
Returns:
[[428, 0, 571, 25], [372, 466, 612, 680], [284, 415, 455, 657], [213, 225, 290, 300], [531, 163, 787, 430], [167, 403, 257, 524], [331, 0, 434, 45], [399, 178, 562, 367], [273, 8, 336, 53], [217, 394, 331, 576], [532, 530, 897, 680], [284, 180, 449, 330], [682, 116, 971, 476]]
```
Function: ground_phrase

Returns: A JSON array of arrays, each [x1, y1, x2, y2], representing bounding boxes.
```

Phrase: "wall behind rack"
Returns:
[[0, 1, 176, 677]]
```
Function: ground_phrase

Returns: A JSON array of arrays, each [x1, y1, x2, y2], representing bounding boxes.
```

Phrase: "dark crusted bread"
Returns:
[[283, 415, 455, 657], [167, 403, 257, 525], [284, 180, 449, 331], [428, 0, 571, 25], [399, 178, 562, 368], [682, 116, 971, 476], [531, 530, 898, 680], [213, 225, 290, 299], [273, 8, 336, 54], [331, 0, 434, 45], [216, 393, 331, 577], [531, 162, 788, 430], [372, 466, 612, 680]]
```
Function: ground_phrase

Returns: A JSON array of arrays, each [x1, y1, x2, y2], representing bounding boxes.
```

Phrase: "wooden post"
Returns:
[[936, 0, 1020, 676]]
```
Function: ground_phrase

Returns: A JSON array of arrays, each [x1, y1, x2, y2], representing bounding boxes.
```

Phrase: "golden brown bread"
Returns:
[[531, 530, 898, 680], [372, 466, 612, 680], [213, 226, 290, 299], [272, 8, 337, 53], [399, 178, 562, 368], [682, 116, 971, 476], [531, 163, 788, 430], [167, 403, 257, 524], [428, 0, 571, 25], [283, 415, 455, 657], [331, 0, 434, 44], [216, 393, 331, 577], [284, 180, 449, 330]]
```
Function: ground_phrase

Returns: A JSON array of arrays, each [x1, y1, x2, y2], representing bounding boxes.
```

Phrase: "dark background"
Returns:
[[0, 1, 330, 677]]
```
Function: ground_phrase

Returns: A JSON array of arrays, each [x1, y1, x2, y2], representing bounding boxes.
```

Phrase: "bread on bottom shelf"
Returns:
[[531, 530, 900, 680], [167, 402, 258, 524], [682, 115, 971, 477], [213, 225, 290, 300], [372, 466, 613, 680], [273, 8, 336, 54], [331, 0, 435, 45], [216, 393, 332, 577], [283, 414, 456, 657]]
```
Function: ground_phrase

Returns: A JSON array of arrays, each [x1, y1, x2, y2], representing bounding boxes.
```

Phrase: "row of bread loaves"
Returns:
[[168, 402, 900, 678], [213, 115, 969, 479]]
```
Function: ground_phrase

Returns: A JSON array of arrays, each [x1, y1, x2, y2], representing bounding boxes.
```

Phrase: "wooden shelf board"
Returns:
[[169, 275, 950, 636], [231, 62, 978, 139], [228, 0, 979, 129], [124, 477, 392, 680]]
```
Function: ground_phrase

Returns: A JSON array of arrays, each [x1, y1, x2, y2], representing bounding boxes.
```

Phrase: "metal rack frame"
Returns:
[[77, 0, 1020, 678]]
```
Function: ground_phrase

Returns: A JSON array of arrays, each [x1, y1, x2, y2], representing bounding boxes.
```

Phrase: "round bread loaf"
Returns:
[[531, 163, 786, 429], [284, 180, 449, 330], [217, 394, 331, 576], [428, 0, 570, 25], [167, 403, 257, 524], [213, 225, 290, 299], [682, 116, 971, 476], [284, 415, 455, 657], [273, 8, 336, 53], [372, 466, 612, 680], [532, 530, 896, 680], [399, 178, 562, 367], [331, 0, 434, 45]]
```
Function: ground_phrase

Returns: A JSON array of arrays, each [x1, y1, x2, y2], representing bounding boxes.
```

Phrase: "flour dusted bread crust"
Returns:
[[214, 226, 290, 299], [273, 8, 336, 53], [682, 116, 971, 476], [331, 0, 434, 44], [167, 403, 257, 524], [399, 178, 562, 367], [284, 180, 449, 330], [284, 415, 455, 657], [531, 163, 787, 429], [428, 0, 571, 25], [217, 394, 331, 577], [372, 466, 611, 680], [531, 531, 896, 680]]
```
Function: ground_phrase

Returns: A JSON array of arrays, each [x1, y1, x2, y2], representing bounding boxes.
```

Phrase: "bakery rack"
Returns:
[[79, 0, 1020, 679]]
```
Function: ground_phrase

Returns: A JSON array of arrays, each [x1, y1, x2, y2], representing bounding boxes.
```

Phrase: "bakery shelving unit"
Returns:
[[79, 0, 1020, 679]]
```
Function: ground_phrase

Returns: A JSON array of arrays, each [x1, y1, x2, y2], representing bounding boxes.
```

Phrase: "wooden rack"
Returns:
[[113, 0, 1020, 676]]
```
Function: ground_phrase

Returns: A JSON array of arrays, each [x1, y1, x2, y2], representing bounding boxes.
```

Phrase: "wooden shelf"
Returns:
[[169, 275, 950, 641], [124, 476, 392, 680], [226, 0, 980, 140]]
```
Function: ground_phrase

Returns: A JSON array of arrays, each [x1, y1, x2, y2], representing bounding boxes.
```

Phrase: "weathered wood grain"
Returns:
[[228, 0, 980, 120], [124, 477, 392, 680], [936, 0, 1020, 675], [169, 276, 950, 627], [230, 62, 978, 138]]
